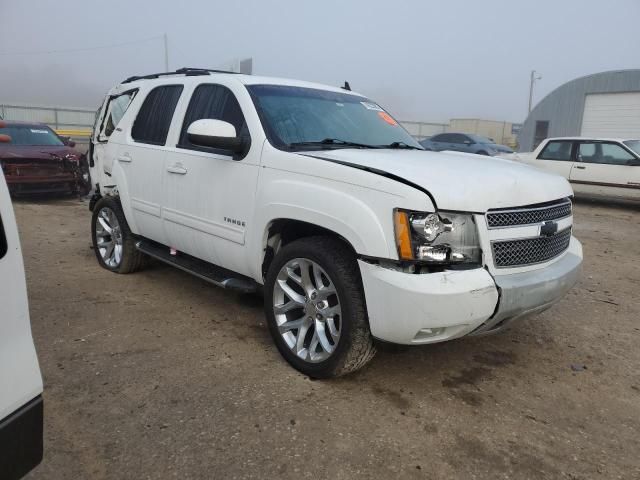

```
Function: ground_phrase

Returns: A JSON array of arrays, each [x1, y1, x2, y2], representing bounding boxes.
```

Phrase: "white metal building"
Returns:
[[518, 69, 640, 151]]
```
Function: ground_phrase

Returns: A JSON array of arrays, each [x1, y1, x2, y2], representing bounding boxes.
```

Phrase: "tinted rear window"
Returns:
[[132, 85, 183, 145]]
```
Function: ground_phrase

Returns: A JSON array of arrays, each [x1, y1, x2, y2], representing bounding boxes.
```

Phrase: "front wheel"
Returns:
[[264, 236, 376, 378]]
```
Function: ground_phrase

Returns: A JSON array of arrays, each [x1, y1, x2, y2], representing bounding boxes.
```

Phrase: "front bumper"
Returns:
[[358, 237, 582, 345]]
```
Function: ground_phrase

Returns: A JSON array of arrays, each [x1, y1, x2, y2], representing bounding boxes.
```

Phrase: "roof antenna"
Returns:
[[342, 81, 351, 91]]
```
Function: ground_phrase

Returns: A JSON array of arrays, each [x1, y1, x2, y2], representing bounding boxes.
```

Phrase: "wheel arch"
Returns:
[[260, 218, 360, 281]]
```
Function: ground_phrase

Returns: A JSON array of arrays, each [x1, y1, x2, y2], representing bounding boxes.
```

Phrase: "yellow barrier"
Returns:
[[55, 129, 91, 138]]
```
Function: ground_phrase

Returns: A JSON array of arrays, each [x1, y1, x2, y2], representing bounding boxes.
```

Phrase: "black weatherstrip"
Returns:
[[299, 153, 438, 209]]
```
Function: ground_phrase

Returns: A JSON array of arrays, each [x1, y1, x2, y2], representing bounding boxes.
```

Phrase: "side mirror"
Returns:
[[187, 119, 245, 153], [67, 140, 76, 148]]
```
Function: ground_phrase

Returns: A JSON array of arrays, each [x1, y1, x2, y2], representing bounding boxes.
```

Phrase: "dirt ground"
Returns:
[[13, 195, 640, 480]]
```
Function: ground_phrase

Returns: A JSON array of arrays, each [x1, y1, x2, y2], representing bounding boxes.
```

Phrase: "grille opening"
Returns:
[[492, 228, 571, 268], [487, 199, 572, 228]]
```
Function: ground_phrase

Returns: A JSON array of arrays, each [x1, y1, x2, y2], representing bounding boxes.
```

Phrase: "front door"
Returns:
[[161, 82, 260, 276], [570, 141, 640, 200], [531, 139, 575, 178]]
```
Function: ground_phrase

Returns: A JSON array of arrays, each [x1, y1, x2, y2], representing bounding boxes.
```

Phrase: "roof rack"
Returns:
[[121, 67, 243, 84]]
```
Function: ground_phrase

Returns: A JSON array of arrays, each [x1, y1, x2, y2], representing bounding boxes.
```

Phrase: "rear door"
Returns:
[[115, 85, 183, 243], [90, 89, 138, 189], [570, 141, 640, 199], [0, 172, 44, 480], [530, 139, 575, 178]]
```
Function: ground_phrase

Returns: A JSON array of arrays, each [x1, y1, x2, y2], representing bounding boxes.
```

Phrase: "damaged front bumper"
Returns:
[[2, 159, 89, 195], [358, 237, 583, 345]]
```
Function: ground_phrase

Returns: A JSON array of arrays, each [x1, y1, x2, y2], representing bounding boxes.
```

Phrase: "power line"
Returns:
[[0, 35, 164, 56]]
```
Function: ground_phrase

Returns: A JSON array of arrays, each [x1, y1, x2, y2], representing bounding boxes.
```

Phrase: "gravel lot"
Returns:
[[15, 196, 640, 480]]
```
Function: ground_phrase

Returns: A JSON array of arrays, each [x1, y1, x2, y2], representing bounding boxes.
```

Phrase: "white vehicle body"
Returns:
[[89, 70, 582, 375], [0, 170, 44, 478], [502, 137, 640, 201]]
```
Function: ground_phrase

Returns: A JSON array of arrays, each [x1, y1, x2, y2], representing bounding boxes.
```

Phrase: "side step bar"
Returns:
[[135, 239, 257, 293]]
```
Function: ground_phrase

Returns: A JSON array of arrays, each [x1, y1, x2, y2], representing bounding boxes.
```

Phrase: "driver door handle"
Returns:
[[575, 165, 586, 170], [117, 154, 132, 163], [167, 164, 188, 175]]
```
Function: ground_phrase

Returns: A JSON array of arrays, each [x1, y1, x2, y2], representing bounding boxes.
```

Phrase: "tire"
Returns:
[[264, 236, 376, 378], [91, 196, 146, 274]]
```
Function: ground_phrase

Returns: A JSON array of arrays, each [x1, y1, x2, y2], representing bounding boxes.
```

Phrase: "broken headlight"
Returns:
[[394, 210, 481, 264]]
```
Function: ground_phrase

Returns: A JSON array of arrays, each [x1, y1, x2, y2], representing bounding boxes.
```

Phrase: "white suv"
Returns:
[[0, 126, 44, 478], [89, 68, 583, 378]]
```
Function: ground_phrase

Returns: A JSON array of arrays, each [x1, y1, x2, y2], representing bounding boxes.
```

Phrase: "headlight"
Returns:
[[394, 209, 481, 264]]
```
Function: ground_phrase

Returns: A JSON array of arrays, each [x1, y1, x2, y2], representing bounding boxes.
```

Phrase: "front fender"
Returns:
[[247, 176, 397, 281]]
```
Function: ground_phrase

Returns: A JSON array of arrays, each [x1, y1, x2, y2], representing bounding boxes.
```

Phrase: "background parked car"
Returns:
[[420, 133, 514, 156], [500, 137, 640, 201], [0, 121, 90, 196]]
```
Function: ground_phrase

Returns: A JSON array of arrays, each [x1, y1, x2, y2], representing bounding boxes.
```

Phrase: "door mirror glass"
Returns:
[[187, 119, 244, 153]]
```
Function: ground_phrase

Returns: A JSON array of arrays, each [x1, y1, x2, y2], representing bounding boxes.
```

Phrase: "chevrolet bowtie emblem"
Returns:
[[540, 220, 559, 237]]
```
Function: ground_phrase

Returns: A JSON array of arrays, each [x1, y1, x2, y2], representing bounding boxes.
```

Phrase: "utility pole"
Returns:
[[163, 33, 169, 71], [528, 70, 542, 114]]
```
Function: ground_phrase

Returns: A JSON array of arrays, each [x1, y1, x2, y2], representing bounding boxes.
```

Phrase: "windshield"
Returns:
[[470, 134, 495, 144], [247, 84, 422, 150], [623, 140, 640, 156], [1, 125, 64, 146]]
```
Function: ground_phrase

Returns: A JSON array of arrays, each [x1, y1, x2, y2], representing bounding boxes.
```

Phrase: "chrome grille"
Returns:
[[492, 228, 572, 268], [487, 199, 572, 228]]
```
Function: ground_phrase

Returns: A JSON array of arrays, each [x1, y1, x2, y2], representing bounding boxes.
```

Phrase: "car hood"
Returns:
[[302, 149, 573, 212], [0, 145, 80, 161]]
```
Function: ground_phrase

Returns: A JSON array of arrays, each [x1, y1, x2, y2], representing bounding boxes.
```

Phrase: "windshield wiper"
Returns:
[[379, 141, 423, 150], [288, 138, 379, 150]]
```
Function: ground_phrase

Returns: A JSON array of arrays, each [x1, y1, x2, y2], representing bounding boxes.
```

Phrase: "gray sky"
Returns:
[[1, 0, 639, 123]]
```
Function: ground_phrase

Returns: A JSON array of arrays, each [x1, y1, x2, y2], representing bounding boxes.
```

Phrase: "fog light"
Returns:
[[414, 327, 446, 340], [416, 245, 449, 262]]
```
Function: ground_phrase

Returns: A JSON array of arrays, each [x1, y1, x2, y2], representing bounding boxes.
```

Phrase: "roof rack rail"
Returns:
[[121, 67, 243, 84]]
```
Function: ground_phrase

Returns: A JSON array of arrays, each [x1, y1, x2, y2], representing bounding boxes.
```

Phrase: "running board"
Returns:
[[135, 239, 257, 293]]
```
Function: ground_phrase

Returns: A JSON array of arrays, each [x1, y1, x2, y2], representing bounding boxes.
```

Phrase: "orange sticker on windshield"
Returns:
[[378, 111, 397, 126]]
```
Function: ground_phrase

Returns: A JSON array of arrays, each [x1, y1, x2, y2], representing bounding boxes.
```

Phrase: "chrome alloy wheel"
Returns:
[[95, 207, 123, 268], [273, 258, 342, 363]]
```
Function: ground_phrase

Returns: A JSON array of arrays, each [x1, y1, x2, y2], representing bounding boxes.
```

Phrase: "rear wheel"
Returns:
[[264, 236, 376, 378], [91, 196, 145, 273]]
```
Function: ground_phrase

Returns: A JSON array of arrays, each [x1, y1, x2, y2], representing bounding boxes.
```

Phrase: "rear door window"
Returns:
[[538, 140, 574, 161], [578, 142, 636, 165], [132, 85, 183, 145]]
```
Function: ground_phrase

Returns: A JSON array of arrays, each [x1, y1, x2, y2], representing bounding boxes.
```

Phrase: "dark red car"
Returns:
[[0, 121, 90, 196]]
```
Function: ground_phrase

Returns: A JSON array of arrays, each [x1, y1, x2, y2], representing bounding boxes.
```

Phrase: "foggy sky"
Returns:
[[1, 0, 639, 123]]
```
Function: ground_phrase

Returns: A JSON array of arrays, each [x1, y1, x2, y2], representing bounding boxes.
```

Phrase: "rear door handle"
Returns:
[[117, 154, 132, 163], [575, 165, 586, 170], [167, 165, 187, 175]]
